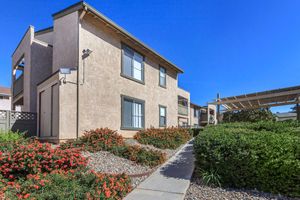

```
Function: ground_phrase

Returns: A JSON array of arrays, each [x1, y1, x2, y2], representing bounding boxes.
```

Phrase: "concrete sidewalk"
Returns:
[[124, 140, 195, 200]]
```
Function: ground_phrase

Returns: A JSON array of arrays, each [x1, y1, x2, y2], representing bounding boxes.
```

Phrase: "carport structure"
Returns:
[[209, 85, 300, 121]]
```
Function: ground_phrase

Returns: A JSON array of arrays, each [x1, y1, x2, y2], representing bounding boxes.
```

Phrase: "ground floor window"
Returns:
[[121, 95, 145, 129], [159, 105, 167, 127]]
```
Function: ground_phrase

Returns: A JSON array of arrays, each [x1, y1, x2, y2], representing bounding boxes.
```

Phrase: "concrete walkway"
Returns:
[[125, 140, 195, 200]]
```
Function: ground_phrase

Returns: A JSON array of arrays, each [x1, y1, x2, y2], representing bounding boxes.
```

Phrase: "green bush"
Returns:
[[194, 122, 300, 197], [0, 130, 24, 142], [134, 127, 191, 149], [0, 130, 27, 152], [222, 108, 275, 123], [189, 128, 202, 137]]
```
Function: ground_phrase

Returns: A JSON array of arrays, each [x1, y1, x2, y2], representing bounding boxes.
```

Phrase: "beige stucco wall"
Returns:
[[12, 26, 34, 112], [30, 39, 53, 112], [190, 105, 197, 126], [52, 12, 79, 73], [73, 14, 181, 138], [52, 12, 79, 140], [37, 72, 59, 141], [35, 31, 53, 45], [12, 26, 53, 113]]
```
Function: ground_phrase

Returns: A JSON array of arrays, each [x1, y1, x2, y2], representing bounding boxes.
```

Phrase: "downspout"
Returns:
[[76, 7, 87, 138]]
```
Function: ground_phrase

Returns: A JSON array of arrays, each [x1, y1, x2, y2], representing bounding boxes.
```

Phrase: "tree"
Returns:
[[222, 108, 275, 123]]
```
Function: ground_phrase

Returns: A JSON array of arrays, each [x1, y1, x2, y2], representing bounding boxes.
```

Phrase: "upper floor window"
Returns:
[[159, 105, 167, 127], [159, 66, 166, 87], [122, 45, 144, 83]]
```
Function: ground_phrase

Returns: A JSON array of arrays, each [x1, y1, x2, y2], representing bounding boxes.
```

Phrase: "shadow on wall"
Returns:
[[159, 140, 195, 180]]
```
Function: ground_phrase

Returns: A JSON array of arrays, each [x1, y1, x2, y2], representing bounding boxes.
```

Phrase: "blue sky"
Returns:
[[1, 0, 299, 112]]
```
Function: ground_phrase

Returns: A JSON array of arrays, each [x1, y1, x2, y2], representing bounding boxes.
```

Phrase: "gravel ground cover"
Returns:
[[81, 139, 185, 188], [125, 138, 184, 159], [185, 177, 296, 200]]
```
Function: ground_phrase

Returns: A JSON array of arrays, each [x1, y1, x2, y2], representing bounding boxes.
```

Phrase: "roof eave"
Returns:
[[52, 1, 184, 73]]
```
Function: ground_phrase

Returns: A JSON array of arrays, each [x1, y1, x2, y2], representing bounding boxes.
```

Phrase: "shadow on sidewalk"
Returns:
[[159, 140, 195, 180]]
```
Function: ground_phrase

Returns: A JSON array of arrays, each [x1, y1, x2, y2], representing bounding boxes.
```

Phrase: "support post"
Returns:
[[297, 103, 300, 121], [217, 93, 220, 123]]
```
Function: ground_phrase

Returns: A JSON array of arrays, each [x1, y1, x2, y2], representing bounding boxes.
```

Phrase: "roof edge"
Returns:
[[12, 25, 34, 56], [52, 1, 184, 73], [35, 26, 53, 36]]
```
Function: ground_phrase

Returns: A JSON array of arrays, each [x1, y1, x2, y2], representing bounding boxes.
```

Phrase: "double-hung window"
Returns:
[[122, 96, 145, 129], [122, 45, 144, 82], [159, 66, 166, 87], [159, 105, 167, 127]]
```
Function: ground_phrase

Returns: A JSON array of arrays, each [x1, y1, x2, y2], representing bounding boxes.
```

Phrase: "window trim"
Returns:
[[121, 43, 145, 84], [159, 66, 167, 88], [159, 105, 167, 127], [121, 95, 145, 130]]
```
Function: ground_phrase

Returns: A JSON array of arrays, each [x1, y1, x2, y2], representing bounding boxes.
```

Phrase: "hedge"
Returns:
[[60, 128, 166, 167], [194, 122, 300, 197]]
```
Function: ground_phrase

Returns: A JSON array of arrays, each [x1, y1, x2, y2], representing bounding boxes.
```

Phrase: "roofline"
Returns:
[[12, 25, 33, 56], [52, 1, 184, 73], [35, 26, 53, 36], [0, 93, 11, 97], [190, 102, 202, 108], [219, 85, 300, 101]]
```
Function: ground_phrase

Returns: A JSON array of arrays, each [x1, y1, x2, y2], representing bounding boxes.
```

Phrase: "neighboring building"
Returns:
[[190, 102, 201, 128], [275, 112, 297, 121], [11, 2, 190, 142], [199, 104, 217, 126], [0, 86, 11, 110]]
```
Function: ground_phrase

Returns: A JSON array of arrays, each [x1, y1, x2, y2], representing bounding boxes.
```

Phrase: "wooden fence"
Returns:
[[0, 110, 37, 136]]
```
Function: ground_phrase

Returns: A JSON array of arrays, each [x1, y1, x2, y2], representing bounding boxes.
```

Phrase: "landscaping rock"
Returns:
[[185, 177, 295, 200], [82, 151, 151, 175]]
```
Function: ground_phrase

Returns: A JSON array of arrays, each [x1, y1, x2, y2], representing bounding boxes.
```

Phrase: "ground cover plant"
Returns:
[[194, 121, 300, 197], [0, 130, 28, 152], [1, 170, 131, 199], [134, 127, 191, 149], [0, 132, 132, 199], [60, 128, 166, 167]]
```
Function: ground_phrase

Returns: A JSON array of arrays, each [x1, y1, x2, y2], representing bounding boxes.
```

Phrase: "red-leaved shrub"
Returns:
[[60, 128, 167, 167], [60, 128, 125, 152], [0, 140, 87, 180], [134, 127, 191, 149]]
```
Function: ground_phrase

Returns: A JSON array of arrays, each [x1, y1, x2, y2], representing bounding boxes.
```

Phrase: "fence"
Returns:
[[0, 110, 37, 136]]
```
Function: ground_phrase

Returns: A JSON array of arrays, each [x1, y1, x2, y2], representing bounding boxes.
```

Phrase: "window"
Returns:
[[122, 96, 145, 129], [159, 105, 167, 127], [122, 45, 144, 82], [159, 66, 166, 87], [194, 109, 199, 117], [0, 96, 9, 100]]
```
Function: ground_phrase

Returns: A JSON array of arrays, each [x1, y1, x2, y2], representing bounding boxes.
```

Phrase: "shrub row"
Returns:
[[0, 170, 131, 199], [0, 136, 132, 199], [0, 140, 87, 180], [134, 127, 191, 149], [60, 128, 166, 167], [194, 122, 300, 197]]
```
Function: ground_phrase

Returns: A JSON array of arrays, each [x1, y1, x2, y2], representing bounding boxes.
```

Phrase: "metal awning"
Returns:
[[210, 85, 300, 111]]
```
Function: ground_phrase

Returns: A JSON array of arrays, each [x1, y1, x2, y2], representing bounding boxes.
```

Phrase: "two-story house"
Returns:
[[11, 2, 190, 142]]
